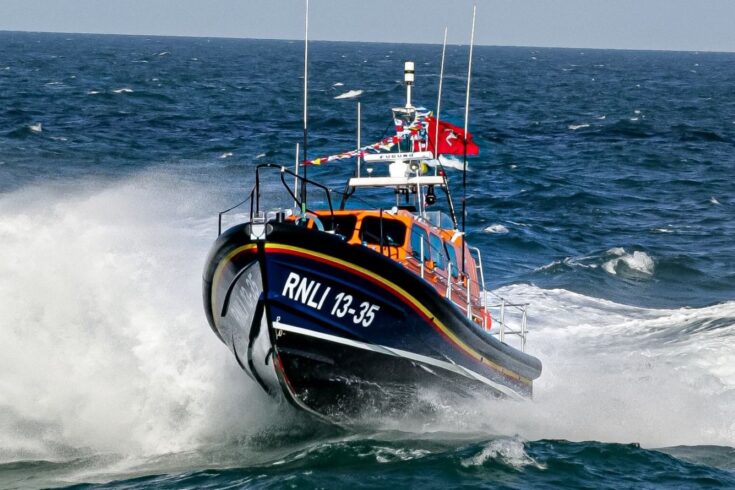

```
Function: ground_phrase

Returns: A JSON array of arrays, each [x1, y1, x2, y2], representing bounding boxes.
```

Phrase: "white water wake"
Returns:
[[0, 174, 732, 466], [0, 173, 277, 463], [467, 285, 735, 448]]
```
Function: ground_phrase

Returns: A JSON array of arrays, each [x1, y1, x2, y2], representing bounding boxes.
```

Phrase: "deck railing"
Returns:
[[400, 239, 530, 352], [483, 290, 529, 352]]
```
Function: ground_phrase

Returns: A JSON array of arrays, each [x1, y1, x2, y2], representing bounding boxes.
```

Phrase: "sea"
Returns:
[[1, 31, 734, 489]]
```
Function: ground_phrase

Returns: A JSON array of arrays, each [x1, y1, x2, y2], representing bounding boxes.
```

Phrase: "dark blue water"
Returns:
[[1, 31, 734, 489]]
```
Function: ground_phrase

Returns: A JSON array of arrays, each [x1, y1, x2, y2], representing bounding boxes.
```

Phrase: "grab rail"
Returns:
[[217, 163, 337, 236], [484, 296, 529, 352]]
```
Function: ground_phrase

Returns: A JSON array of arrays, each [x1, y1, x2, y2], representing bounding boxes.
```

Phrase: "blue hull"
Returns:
[[203, 221, 542, 421]]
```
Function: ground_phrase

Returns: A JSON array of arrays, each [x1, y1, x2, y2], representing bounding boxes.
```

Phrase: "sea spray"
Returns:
[[468, 285, 735, 448], [0, 174, 283, 462]]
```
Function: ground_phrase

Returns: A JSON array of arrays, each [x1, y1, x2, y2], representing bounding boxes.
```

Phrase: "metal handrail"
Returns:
[[485, 296, 529, 352], [254, 163, 335, 220], [218, 190, 254, 236]]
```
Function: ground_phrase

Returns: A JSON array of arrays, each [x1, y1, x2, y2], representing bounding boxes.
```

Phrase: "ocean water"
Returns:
[[1, 31, 734, 488]]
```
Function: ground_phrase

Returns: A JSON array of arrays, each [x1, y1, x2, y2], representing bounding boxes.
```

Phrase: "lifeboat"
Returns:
[[203, 61, 541, 422]]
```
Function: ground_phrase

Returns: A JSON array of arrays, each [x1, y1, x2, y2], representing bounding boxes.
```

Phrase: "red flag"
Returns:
[[426, 116, 480, 156]]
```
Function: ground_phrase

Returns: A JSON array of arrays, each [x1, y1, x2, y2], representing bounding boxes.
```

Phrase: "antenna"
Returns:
[[434, 26, 459, 230], [294, 142, 300, 209], [356, 101, 361, 177], [461, 4, 476, 274], [434, 27, 447, 160], [301, 0, 309, 215]]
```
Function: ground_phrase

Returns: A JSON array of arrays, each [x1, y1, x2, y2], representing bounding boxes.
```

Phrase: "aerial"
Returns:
[[1, 1, 734, 488]]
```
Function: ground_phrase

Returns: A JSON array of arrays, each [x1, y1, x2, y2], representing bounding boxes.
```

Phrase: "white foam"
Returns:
[[373, 446, 431, 463], [334, 89, 363, 100], [602, 249, 654, 276], [219, 152, 233, 159], [595, 115, 606, 120], [28, 123, 43, 133], [568, 124, 590, 130], [460, 438, 542, 469], [452, 284, 735, 448], [0, 174, 279, 462], [710, 196, 721, 205], [113, 88, 134, 94], [483, 224, 509, 234], [333, 82, 344, 87], [255, 153, 266, 159], [87, 90, 101, 95]]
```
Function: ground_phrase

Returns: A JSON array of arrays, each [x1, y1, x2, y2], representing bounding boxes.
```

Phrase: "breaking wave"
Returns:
[[334, 89, 363, 99]]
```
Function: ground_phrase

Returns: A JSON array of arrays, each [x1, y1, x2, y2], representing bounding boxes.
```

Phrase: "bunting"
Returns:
[[304, 136, 400, 165], [303, 109, 437, 165]]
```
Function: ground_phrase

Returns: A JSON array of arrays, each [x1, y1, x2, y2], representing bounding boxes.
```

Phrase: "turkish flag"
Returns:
[[426, 116, 480, 156]]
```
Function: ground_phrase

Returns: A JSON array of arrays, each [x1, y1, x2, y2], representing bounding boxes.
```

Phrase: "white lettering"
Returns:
[[282, 272, 301, 299], [317, 286, 331, 310], [282, 272, 380, 325], [306, 283, 321, 308], [295, 277, 315, 304]]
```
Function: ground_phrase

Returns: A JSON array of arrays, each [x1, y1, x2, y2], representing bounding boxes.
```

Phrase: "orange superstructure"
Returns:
[[310, 209, 490, 330]]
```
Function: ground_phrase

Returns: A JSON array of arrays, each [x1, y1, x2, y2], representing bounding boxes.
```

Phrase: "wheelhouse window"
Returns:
[[430, 234, 446, 269], [360, 216, 407, 246], [445, 242, 459, 277], [410, 225, 430, 262], [329, 215, 357, 239]]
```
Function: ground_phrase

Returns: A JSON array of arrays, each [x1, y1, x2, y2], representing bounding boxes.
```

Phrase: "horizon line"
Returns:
[[2, 29, 734, 55]]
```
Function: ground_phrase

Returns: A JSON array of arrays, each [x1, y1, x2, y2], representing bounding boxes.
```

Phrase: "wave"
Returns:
[[3, 434, 734, 488], [483, 224, 509, 234], [334, 89, 363, 99], [6, 123, 44, 138], [532, 248, 715, 286], [601, 247, 654, 276], [672, 124, 729, 143], [475, 284, 735, 449]]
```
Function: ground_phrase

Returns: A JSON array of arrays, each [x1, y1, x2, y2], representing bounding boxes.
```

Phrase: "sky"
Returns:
[[1, 0, 734, 52]]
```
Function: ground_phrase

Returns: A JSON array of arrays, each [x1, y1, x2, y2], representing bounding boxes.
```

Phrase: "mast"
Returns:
[[357, 101, 361, 177], [434, 27, 447, 160], [301, 0, 309, 214], [461, 4, 476, 274], [435, 26, 459, 230]]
